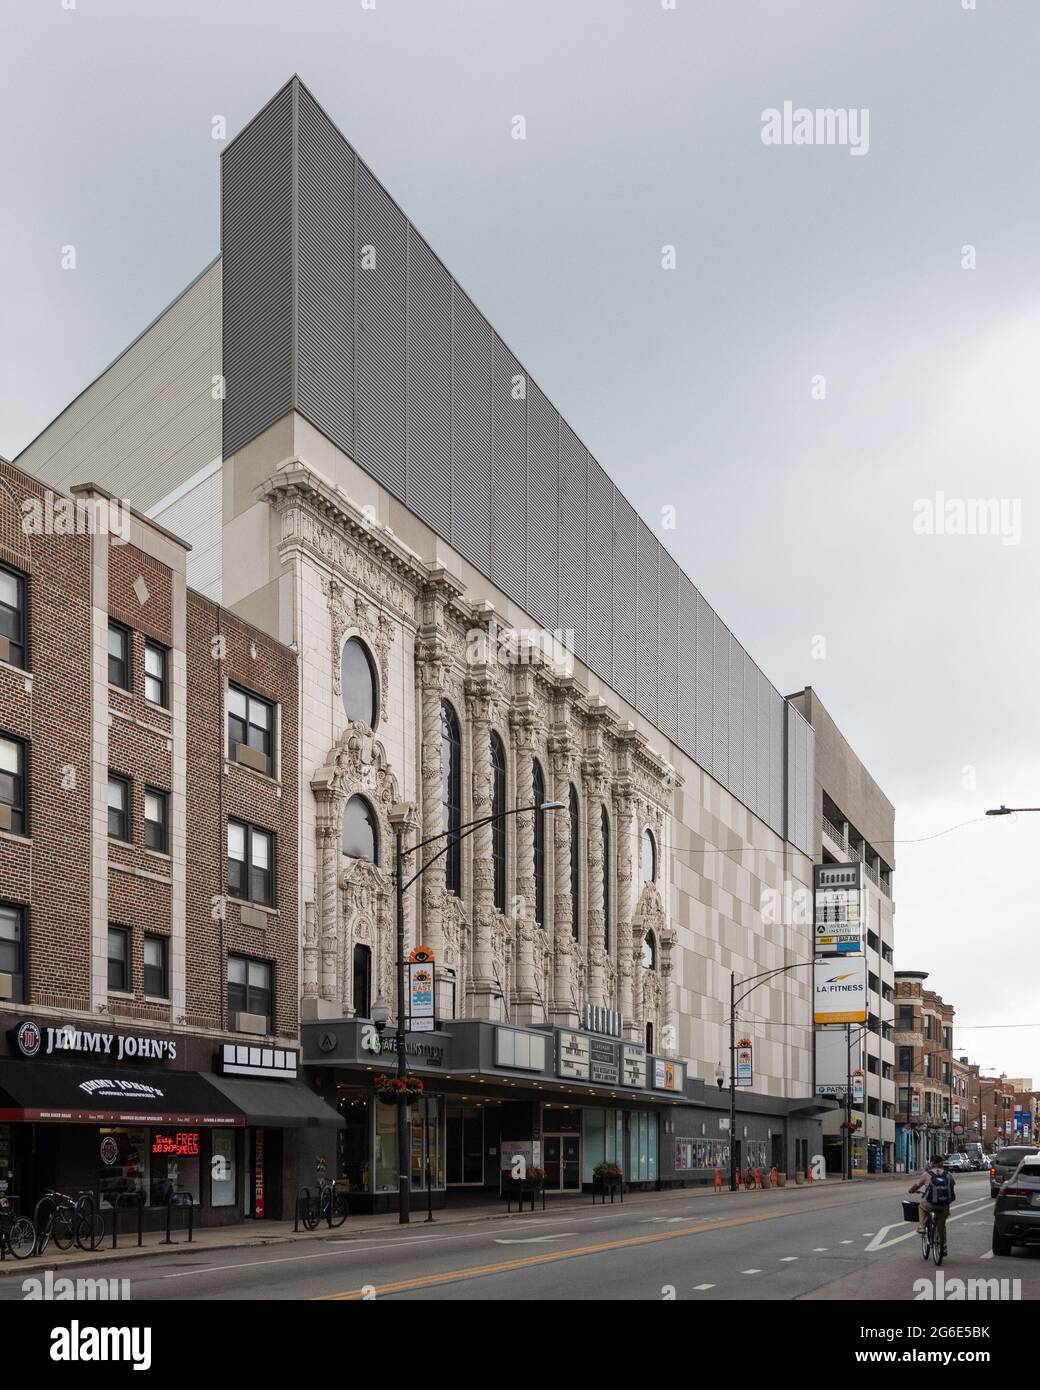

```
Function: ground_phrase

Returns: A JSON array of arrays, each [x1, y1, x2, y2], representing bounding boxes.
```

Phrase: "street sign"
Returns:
[[813, 863, 863, 955], [813, 957, 867, 1024]]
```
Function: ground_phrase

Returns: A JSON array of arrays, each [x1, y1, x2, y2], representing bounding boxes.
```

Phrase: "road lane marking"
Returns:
[[780, 1256, 797, 1262], [812, 1247, 828, 1252], [864, 1196, 992, 1253], [494, 1234, 577, 1245], [741, 1269, 761, 1274], [692, 1283, 715, 1291], [316, 1208, 812, 1300]]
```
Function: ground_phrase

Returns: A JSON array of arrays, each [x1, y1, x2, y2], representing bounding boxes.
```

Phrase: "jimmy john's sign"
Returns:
[[12, 1019, 177, 1063]]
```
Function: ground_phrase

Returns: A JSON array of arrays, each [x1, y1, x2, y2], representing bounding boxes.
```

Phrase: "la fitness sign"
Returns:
[[14, 1019, 177, 1063]]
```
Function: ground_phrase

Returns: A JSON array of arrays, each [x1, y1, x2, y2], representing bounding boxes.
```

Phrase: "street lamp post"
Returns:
[[728, 960, 815, 1191], [390, 798, 564, 1224]]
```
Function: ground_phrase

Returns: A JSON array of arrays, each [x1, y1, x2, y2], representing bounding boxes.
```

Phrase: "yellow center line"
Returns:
[[317, 1207, 794, 1299]]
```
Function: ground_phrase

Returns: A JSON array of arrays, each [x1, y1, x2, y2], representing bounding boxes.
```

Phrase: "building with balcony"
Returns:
[[787, 687, 896, 1174]]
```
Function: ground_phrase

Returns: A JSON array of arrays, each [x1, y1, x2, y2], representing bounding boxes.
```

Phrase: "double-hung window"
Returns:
[[227, 820, 274, 906]]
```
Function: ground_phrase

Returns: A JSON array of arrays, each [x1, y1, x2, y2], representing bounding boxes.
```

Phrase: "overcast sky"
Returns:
[[3, 0, 1036, 1083]]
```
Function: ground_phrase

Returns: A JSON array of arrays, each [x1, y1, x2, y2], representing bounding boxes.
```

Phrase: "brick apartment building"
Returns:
[[0, 459, 340, 1226], [978, 1074, 1017, 1151], [894, 970, 955, 1170]]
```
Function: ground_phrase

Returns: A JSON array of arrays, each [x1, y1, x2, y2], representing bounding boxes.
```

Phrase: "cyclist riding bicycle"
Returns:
[[909, 1153, 956, 1254]]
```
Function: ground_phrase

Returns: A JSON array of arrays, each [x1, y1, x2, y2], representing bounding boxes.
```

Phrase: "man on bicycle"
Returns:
[[909, 1153, 956, 1253]]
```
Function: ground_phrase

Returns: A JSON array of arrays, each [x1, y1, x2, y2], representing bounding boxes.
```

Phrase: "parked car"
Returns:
[[943, 1152, 971, 1172], [990, 1146, 1040, 1199], [962, 1143, 986, 1170], [992, 1156, 1040, 1255]]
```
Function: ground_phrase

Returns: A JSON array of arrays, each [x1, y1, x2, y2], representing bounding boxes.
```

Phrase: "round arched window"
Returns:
[[642, 826, 657, 885], [341, 637, 378, 729], [342, 795, 379, 863], [642, 930, 657, 971]]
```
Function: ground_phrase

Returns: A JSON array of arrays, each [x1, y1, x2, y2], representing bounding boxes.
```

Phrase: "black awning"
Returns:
[[0, 1061, 243, 1127], [207, 1075, 344, 1129]]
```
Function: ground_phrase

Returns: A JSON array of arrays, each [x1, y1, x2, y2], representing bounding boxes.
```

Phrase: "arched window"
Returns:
[[533, 760, 546, 927], [342, 795, 378, 863], [642, 826, 657, 885], [491, 731, 507, 914], [601, 806, 611, 953], [341, 636, 378, 728], [642, 930, 657, 971], [441, 701, 462, 895], [645, 1021, 654, 1054], [353, 943, 371, 1019], [569, 785, 581, 941]]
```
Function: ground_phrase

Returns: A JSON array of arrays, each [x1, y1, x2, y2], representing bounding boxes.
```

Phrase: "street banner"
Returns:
[[736, 1039, 753, 1088]]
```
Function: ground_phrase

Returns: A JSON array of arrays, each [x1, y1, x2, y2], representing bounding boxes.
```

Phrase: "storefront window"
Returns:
[[410, 1098, 444, 1191], [375, 1100, 398, 1192], [627, 1113, 659, 1183], [211, 1131, 237, 1207], [583, 1109, 628, 1181], [98, 1128, 150, 1207], [338, 1096, 371, 1191], [150, 1130, 201, 1205]]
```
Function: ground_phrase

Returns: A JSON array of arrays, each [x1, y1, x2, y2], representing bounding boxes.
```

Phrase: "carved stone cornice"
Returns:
[[257, 462, 424, 619]]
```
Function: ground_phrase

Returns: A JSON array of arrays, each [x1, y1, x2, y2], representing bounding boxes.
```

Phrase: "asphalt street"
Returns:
[[3, 1172, 1034, 1302]]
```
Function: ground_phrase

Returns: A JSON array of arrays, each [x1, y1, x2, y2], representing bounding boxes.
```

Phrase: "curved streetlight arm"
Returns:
[[399, 802, 563, 895]]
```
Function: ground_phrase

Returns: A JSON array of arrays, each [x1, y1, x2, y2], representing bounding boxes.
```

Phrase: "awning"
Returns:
[[0, 1061, 243, 1127], [207, 1075, 344, 1129]]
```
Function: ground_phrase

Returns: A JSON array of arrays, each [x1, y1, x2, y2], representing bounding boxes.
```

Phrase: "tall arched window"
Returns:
[[642, 825, 657, 885], [342, 795, 379, 863], [569, 785, 581, 941], [601, 806, 611, 953], [353, 943, 372, 1019], [491, 731, 507, 914], [441, 701, 462, 895], [533, 760, 546, 927], [341, 636, 378, 728], [642, 930, 657, 970]]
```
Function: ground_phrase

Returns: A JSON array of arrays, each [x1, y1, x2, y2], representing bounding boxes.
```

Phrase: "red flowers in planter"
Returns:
[[374, 1073, 425, 1103]]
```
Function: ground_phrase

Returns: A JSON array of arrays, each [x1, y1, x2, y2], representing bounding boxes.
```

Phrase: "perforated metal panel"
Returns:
[[785, 703, 815, 856], [354, 160, 407, 497], [218, 76, 814, 849], [635, 521, 659, 726], [526, 382, 559, 632], [743, 649, 758, 817], [406, 229, 452, 536], [221, 81, 295, 458], [296, 83, 356, 457], [558, 422, 587, 664], [611, 489, 637, 706], [491, 337, 527, 599], [658, 548, 679, 744], [586, 456, 613, 675], [450, 285, 492, 573], [728, 637, 744, 807], [712, 617, 728, 786], [695, 590, 714, 775], [678, 573, 697, 753]]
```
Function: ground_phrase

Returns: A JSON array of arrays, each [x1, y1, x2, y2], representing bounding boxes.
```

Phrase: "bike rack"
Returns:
[[294, 1186, 311, 1233], [163, 1192, 195, 1245], [111, 1192, 144, 1250], [32, 1194, 57, 1256]]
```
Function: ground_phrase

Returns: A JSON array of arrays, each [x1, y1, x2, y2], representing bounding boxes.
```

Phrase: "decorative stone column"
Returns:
[[585, 778, 607, 1010], [303, 786, 345, 1021], [466, 676, 499, 1018], [551, 742, 578, 1026], [660, 929, 677, 1057], [615, 789, 637, 1039], [418, 653, 447, 964], [511, 713, 543, 1023]]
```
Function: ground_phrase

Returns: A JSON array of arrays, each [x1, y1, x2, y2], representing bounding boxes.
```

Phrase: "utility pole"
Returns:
[[729, 972, 737, 1191], [394, 823, 410, 1224]]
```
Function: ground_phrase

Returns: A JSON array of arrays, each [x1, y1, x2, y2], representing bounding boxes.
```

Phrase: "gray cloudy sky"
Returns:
[[3, 0, 1037, 1079]]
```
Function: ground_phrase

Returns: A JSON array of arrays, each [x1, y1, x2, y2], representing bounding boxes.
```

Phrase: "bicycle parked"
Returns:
[[36, 1189, 104, 1254], [300, 1177, 349, 1230], [0, 1195, 36, 1260]]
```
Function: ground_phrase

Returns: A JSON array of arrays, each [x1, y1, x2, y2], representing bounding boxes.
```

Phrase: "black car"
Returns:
[[992, 1157, 1040, 1255], [990, 1145, 1040, 1199]]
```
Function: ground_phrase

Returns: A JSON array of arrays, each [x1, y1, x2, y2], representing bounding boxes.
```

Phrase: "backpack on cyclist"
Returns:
[[926, 1171, 953, 1205]]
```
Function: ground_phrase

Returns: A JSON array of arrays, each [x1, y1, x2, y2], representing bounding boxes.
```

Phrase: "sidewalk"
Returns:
[[0, 1171, 906, 1277]]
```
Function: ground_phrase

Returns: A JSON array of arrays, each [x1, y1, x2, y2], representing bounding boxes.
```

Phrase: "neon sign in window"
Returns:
[[151, 1131, 200, 1157]]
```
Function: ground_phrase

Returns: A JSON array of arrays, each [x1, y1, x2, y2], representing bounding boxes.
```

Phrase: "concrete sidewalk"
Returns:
[[0, 1171, 906, 1277]]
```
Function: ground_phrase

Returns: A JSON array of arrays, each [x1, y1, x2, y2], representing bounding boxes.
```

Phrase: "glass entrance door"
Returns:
[[543, 1134, 581, 1191]]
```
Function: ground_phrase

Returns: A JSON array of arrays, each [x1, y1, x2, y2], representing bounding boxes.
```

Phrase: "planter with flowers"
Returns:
[[374, 1073, 425, 1106], [592, 1161, 624, 1200]]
